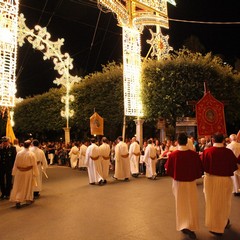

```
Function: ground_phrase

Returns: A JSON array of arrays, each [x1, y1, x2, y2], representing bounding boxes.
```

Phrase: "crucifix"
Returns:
[[97, 0, 175, 143]]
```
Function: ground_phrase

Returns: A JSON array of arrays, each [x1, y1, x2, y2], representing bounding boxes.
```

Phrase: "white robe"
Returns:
[[226, 141, 240, 193], [204, 174, 233, 233], [69, 145, 79, 168], [78, 144, 87, 168], [172, 180, 199, 231], [143, 144, 157, 178], [30, 146, 48, 192], [114, 141, 130, 179], [129, 141, 140, 174], [99, 143, 111, 180], [10, 148, 39, 203], [85, 143, 103, 184]]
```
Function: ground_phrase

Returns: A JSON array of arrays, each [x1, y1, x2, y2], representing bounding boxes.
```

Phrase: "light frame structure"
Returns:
[[98, 0, 175, 117], [0, 0, 19, 107]]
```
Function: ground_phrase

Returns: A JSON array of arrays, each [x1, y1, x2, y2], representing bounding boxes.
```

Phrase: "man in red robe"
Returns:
[[165, 132, 203, 240], [201, 132, 239, 236]]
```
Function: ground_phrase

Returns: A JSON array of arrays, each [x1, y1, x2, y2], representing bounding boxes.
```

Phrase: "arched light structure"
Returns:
[[98, 0, 176, 118], [0, 0, 19, 107], [18, 14, 81, 134]]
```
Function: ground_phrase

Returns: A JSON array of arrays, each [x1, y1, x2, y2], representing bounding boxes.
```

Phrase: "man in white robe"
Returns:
[[226, 133, 240, 196], [85, 138, 104, 185], [165, 132, 203, 240], [10, 140, 39, 208], [113, 136, 130, 181], [202, 133, 238, 236], [78, 140, 88, 170], [129, 137, 140, 177], [30, 139, 48, 198], [143, 139, 157, 180], [99, 137, 111, 183], [69, 142, 79, 169]]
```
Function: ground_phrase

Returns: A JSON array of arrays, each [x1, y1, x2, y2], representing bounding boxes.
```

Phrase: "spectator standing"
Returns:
[[165, 133, 203, 239], [47, 141, 55, 165], [202, 132, 239, 236], [0, 136, 17, 199]]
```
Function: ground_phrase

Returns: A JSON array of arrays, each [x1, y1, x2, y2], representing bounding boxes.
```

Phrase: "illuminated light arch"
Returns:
[[98, 0, 176, 117], [17, 14, 81, 131], [0, 0, 19, 107]]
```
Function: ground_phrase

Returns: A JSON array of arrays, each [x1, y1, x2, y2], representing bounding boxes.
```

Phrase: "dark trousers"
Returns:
[[0, 168, 12, 197]]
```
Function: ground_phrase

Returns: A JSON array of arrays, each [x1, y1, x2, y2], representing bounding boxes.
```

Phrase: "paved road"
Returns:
[[0, 166, 240, 240]]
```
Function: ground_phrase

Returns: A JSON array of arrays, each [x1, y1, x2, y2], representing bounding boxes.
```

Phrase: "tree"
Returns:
[[141, 49, 240, 132]]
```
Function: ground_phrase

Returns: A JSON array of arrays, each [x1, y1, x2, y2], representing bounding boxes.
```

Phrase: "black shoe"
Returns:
[[181, 229, 197, 239], [132, 173, 139, 178], [16, 202, 21, 209], [225, 219, 231, 229], [0, 195, 5, 200], [89, 182, 95, 185], [103, 180, 107, 184], [234, 192, 240, 196], [98, 180, 104, 186], [124, 178, 129, 181], [209, 231, 223, 236]]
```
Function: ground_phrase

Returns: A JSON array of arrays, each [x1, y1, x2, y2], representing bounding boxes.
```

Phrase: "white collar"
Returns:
[[213, 143, 224, 147], [177, 145, 189, 151]]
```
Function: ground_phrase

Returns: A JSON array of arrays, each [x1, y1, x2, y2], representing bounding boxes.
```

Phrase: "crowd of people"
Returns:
[[1, 132, 240, 239]]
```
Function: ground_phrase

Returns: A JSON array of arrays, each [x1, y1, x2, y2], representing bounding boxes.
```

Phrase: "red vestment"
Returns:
[[166, 149, 203, 181], [202, 146, 238, 176]]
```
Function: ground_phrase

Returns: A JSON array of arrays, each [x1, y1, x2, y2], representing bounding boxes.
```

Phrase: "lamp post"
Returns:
[[18, 14, 81, 144]]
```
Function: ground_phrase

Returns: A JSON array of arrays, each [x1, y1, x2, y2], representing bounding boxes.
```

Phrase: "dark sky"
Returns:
[[16, 0, 240, 98]]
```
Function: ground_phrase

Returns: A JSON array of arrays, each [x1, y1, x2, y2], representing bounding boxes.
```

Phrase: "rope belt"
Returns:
[[121, 153, 129, 158], [17, 166, 33, 171], [91, 156, 99, 161], [102, 156, 110, 160], [133, 152, 140, 156], [150, 156, 156, 160]]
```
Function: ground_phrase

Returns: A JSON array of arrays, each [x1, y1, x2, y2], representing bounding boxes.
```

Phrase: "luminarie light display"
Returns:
[[98, 0, 175, 117], [0, 0, 19, 107], [17, 13, 81, 143]]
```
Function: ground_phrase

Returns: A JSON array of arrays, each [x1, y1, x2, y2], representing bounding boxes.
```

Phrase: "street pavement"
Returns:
[[0, 165, 240, 240]]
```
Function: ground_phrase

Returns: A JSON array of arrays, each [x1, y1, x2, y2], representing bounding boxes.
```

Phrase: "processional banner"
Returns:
[[90, 112, 104, 136], [196, 92, 226, 137]]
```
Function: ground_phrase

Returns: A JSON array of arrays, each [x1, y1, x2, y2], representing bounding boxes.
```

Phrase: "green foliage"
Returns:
[[71, 62, 124, 139], [141, 49, 240, 127], [12, 51, 240, 140], [14, 88, 65, 135]]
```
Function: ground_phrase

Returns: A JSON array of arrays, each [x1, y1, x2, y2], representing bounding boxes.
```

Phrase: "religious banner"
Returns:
[[90, 112, 104, 136], [6, 110, 16, 143], [196, 92, 226, 137]]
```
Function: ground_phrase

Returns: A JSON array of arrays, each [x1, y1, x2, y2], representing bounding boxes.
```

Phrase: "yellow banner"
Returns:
[[90, 112, 104, 136], [6, 110, 16, 144]]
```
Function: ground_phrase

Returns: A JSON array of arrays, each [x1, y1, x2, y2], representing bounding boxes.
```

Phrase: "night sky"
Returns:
[[16, 0, 240, 98]]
